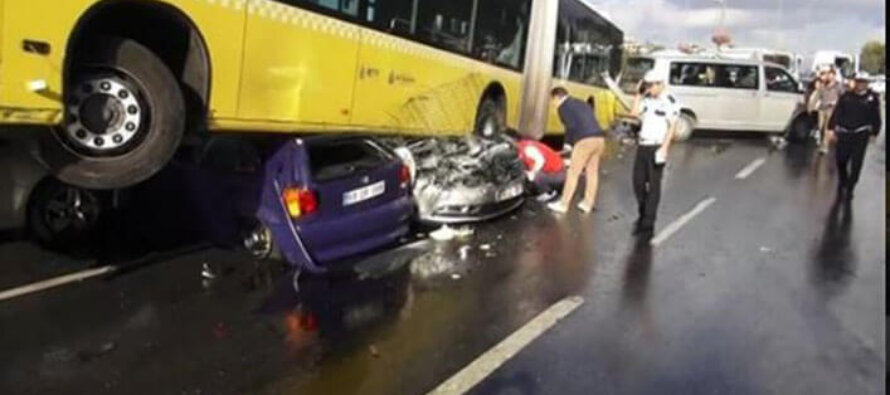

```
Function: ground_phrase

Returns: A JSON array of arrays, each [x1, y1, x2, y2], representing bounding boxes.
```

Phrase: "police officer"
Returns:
[[827, 72, 882, 200], [630, 71, 680, 236]]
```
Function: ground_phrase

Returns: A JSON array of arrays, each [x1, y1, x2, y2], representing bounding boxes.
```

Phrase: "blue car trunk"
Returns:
[[259, 137, 413, 273]]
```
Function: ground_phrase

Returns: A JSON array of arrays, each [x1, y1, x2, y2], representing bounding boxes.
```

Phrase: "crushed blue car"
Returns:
[[175, 135, 417, 275]]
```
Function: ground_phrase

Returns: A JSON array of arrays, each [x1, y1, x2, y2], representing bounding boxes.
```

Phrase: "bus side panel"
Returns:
[[0, 0, 90, 121], [237, 1, 360, 126], [0, 0, 246, 122], [352, 30, 487, 135]]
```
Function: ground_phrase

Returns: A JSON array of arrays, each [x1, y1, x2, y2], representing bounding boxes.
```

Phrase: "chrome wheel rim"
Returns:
[[65, 77, 144, 154]]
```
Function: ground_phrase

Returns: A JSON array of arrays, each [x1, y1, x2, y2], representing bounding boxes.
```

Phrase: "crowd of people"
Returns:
[[507, 64, 882, 238]]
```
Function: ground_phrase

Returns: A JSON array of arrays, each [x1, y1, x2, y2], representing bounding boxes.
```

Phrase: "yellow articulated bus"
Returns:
[[0, 0, 623, 189]]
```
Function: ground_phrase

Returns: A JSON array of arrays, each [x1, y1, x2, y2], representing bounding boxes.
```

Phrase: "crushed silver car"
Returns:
[[383, 136, 526, 224]]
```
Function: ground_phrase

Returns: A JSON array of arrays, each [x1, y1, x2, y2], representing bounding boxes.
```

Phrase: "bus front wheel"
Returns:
[[41, 37, 185, 190]]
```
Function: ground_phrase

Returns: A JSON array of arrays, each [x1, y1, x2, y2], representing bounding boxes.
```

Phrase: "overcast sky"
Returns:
[[591, 0, 885, 57]]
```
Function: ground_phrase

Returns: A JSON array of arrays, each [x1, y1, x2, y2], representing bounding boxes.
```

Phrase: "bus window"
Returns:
[[296, 0, 360, 17], [473, 0, 531, 69], [553, 0, 623, 86], [415, 0, 474, 54], [364, 0, 413, 35]]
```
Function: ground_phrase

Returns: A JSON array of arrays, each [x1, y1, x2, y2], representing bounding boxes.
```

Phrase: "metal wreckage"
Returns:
[[379, 136, 526, 223]]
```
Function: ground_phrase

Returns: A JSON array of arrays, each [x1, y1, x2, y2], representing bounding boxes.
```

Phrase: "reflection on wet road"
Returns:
[[0, 135, 884, 395]]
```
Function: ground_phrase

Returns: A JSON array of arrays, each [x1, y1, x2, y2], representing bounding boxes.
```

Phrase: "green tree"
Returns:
[[859, 41, 886, 75]]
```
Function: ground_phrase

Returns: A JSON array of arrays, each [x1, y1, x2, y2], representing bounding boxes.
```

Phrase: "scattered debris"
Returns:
[[430, 226, 458, 241], [759, 246, 773, 253], [450, 273, 462, 280], [429, 224, 475, 241], [479, 244, 492, 251], [768, 135, 788, 149], [201, 263, 216, 280], [369, 344, 380, 358], [452, 226, 474, 238], [410, 251, 456, 278], [458, 245, 471, 260], [77, 342, 117, 363]]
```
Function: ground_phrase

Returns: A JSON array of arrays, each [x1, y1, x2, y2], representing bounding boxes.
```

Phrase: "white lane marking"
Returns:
[[0, 265, 117, 303], [735, 157, 767, 180], [651, 197, 717, 247], [427, 296, 584, 395]]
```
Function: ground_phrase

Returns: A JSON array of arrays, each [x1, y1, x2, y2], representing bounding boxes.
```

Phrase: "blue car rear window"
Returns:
[[309, 140, 390, 182]]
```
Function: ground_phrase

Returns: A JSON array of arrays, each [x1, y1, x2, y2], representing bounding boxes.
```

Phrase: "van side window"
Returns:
[[670, 62, 759, 90], [765, 66, 799, 93]]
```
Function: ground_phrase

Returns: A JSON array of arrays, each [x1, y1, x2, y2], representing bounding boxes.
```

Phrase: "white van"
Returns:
[[620, 52, 808, 140]]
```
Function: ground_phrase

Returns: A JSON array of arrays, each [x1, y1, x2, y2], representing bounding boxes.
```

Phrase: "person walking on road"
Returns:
[[827, 72, 882, 200], [810, 67, 845, 154], [547, 87, 606, 214], [630, 71, 680, 236], [506, 130, 566, 202]]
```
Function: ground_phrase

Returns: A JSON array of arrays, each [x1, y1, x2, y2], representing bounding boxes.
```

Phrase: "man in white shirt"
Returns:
[[630, 71, 680, 236]]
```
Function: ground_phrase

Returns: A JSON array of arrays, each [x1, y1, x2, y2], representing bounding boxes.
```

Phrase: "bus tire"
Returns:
[[474, 98, 505, 138], [41, 36, 185, 190], [673, 114, 696, 142]]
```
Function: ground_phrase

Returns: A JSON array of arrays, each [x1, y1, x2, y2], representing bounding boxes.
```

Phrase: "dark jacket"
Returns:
[[557, 97, 604, 145], [828, 89, 882, 136]]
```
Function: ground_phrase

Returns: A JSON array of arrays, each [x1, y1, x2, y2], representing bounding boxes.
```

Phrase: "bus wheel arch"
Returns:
[[47, 1, 211, 189], [474, 83, 507, 138], [65, 1, 212, 121]]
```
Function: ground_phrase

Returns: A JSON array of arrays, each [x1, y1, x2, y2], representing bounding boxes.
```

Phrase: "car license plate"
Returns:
[[497, 184, 523, 202], [343, 181, 385, 206]]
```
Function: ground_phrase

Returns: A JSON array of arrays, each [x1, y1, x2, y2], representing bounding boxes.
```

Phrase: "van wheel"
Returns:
[[40, 37, 185, 190], [474, 98, 505, 138], [28, 178, 102, 251], [673, 114, 696, 142]]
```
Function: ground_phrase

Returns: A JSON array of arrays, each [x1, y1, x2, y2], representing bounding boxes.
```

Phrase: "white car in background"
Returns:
[[618, 52, 808, 140]]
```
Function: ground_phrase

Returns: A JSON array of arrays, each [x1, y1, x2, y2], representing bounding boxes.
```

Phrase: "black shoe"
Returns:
[[845, 188, 854, 201]]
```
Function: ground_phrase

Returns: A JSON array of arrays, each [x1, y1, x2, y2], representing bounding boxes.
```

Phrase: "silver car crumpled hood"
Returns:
[[381, 136, 526, 223]]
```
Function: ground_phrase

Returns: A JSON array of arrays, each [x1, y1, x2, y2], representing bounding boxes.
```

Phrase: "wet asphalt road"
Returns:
[[0, 134, 884, 395]]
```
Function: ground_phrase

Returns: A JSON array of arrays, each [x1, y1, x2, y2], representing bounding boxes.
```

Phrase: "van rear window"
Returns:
[[308, 140, 390, 182]]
